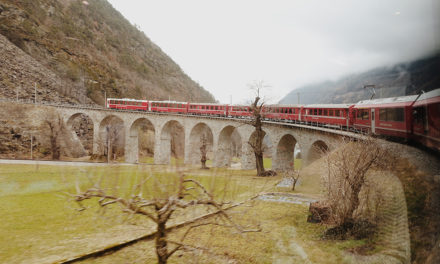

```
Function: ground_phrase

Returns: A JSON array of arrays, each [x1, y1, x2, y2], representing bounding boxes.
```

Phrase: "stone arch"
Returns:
[[187, 123, 214, 165], [273, 134, 298, 171], [127, 118, 155, 163], [307, 140, 329, 164], [66, 113, 94, 155], [156, 120, 185, 164], [99, 115, 125, 161], [215, 125, 241, 167]]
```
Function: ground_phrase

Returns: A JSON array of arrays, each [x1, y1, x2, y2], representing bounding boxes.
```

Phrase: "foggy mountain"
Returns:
[[280, 53, 440, 104]]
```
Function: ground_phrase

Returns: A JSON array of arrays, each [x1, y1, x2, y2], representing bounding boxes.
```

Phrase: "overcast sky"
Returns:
[[106, 0, 439, 104]]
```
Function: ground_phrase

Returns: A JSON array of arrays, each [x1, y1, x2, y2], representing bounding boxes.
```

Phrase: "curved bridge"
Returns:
[[10, 101, 361, 170]]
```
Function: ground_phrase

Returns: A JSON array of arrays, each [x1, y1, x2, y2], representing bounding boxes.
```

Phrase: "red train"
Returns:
[[107, 88, 440, 151]]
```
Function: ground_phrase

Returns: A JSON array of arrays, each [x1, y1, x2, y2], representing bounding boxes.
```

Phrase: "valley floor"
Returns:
[[0, 161, 362, 264]]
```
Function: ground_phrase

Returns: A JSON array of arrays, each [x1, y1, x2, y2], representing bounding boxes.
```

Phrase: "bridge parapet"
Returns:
[[2, 101, 361, 169]]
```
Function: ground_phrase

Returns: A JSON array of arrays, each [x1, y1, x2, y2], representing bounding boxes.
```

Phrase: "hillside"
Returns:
[[280, 53, 440, 104], [0, 0, 215, 104]]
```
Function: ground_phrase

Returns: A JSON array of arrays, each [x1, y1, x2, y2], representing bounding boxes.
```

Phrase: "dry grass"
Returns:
[[1, 158, 372, 264]]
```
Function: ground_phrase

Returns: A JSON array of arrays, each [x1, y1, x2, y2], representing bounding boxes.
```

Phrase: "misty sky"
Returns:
[[106, 0, 439, 104]]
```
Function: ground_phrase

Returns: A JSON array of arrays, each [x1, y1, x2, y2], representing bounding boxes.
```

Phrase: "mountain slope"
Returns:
[[0, 0, 215, 104], [280, 54, 440, 104]]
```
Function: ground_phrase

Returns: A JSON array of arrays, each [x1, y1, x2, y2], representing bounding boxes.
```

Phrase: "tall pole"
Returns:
[[106, 126, 110, 163], [30, 133, 33, 160], [102, 83, 106, 108]]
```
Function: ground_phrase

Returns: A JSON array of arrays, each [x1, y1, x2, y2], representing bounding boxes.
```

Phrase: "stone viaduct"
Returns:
[[40, 103, 358, 170]]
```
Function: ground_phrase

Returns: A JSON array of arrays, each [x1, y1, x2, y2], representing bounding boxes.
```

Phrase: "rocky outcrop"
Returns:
[[0, 33, 84, 104], [0, 0, 215, 104]]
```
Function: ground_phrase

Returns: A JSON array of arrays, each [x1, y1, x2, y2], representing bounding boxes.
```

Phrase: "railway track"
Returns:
[[0, 98, 364, 139]]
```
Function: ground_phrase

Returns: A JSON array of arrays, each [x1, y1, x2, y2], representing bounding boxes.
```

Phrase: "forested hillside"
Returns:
[[0, 0, 215, 104]]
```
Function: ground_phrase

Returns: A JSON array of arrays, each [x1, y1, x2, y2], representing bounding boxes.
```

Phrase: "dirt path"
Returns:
[[272, 226, 312, 264]]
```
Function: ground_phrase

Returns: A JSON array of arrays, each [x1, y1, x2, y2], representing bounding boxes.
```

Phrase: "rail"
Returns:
[[0, 97, 367, 138]]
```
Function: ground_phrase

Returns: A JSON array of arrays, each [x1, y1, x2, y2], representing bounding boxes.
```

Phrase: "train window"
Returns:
[[335, 110, 340, 116], [379, 108, 404, 122], [412, 107, 426, 124], [318, 109, 322, 115], [357, 109, 369, 120], [324, 109, 328, 116]]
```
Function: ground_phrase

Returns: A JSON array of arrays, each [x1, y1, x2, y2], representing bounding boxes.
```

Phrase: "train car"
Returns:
[[149, 101, 189, 114], [302, 104, 352, 128], [353, 95, 417, 138], [228, 105, 252, 118], [107, 98, 148, 111], [188, 103, 228, 116], [411, 88, 440, 151], [263, 104, 302, 122]]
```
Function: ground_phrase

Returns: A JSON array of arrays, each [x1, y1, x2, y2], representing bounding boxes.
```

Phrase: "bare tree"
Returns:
[[74, 173, 259, 264], [247, 80, 269, 176], [105, 124, 124, 162], [284, 170, 301, 191], [323, 137, 393, 226], [44, 113, 64, 160], [200, 133, 209, 169]]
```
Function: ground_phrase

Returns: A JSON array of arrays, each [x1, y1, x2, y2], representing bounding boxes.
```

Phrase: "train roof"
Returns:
[[107, 98, 146, 101], [355, 94, 418, 106], [417, 88, 440, 101], [265, 104, 304, 108], [149, 100, 188, 104], [304, 104, 352, 108], [188, 102, 227, 105]]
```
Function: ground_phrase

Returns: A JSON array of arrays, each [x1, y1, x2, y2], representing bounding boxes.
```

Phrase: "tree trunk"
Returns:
[[292, 178, 298, 191], [156, 221, 168, 264], [255, 152, 264, 176], [50, 135, 60, 160], [201, 156, 207, 169], [346, 183, 362, 222], [254, 123, 265, 176]]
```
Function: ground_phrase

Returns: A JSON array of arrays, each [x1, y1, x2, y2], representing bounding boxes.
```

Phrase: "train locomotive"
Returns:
[[107, 88, 440, 151]]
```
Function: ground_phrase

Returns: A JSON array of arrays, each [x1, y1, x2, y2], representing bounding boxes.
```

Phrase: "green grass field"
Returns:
[[0, 162, 359, 263]]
